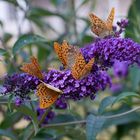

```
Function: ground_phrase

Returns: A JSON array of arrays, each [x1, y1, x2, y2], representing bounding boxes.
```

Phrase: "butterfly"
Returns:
[[89, 7, 115, 38], [54, 40, 80, 69], [20, 56, 62, 109], [71, 52, 95, 80]]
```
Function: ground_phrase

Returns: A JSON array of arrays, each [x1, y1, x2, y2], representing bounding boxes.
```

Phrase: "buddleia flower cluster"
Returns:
[[1, 8, 140, 123]]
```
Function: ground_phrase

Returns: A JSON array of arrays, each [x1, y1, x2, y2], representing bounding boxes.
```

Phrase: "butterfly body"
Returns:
[[54, 40, 79, 69], [89, 8, 115, 37]]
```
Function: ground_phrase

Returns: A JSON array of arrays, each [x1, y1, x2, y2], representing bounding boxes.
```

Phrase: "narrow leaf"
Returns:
[[0, 48, 7, 55], [0, 129, 18, 140], [12, 34, 47, 54], [98, 96, 116, 114], [86, 114, 106, 140], [11, 104, 39, 135], [112, 92, 140, 106]]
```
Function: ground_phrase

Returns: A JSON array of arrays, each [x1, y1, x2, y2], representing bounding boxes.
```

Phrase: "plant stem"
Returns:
[[39, 108, 51, 126], [27, 108, 51, 140], [42, 106, 140, 128]]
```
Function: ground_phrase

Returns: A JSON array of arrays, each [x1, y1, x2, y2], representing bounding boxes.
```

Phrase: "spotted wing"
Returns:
[[106, 7, 115, 30], [54, 40, 79, 69], [71, 52, 86, 79], [37, 83, 62, 109], [66, 45, 80, 69], [20, 56, 43, 80], [79, 58, 95, 79], [54, 42, 66, 67], [89, 13, 107, 36]]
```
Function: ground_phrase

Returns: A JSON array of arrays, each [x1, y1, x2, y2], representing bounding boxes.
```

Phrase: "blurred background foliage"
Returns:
[[0, 0, 140, 140]]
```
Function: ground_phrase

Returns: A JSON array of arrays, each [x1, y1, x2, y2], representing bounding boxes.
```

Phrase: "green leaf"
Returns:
[[125, 0, 140, 42], [103, 106, 140, 128], [12, 34, 47, 54], [112, 92, 140, 106], [129, 66, 140, 90], [8, 94, 14, 112], [26, 7, 65, 20], [0, 48, 7, 56], [0, 112, 21, 129], [11, 104, 39, 135], [3, 33, 12, 43], [0, 129, 18, 140], [86, 114, 106, 140], [98, 96, 116, 115]]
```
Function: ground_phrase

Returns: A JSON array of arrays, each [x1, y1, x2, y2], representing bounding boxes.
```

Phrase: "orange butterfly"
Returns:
[[71, 52, 95, 80], [54, 40, 79, 69], [89, 7, 115, 38], [20, 56, 62, 109]]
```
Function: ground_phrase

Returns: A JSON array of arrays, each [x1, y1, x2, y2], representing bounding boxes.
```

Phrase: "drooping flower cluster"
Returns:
[[82, 37, 140, 69], [1, 73, 39, 104], [43, 70, 111, 100], [1, 69, 111, 106]]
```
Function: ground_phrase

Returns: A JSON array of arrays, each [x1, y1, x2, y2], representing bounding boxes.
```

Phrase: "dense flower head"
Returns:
[[1, 69, 111, 106], [2, 73, 39, 103], [43, 70, 111, 101], [82, 37, 140, 69]]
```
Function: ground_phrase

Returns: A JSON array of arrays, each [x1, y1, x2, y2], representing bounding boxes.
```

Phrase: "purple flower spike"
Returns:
[[82, 37, 140, 69], [2, 73, 40, 101]]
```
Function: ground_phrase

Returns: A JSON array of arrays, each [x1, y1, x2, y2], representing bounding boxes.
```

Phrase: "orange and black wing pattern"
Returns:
[[89, 7, 115, 37], [89, 13, 107, 36], [54, 40, 79, 69], [20, 56, 43, 80], [54, 40, 69, 69], [106, 7, 115, 30], [37, 82, 62, 109], [71, 52, 94, 80]]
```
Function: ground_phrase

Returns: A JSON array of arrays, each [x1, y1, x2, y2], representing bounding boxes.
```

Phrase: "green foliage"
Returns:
[[125, 0, 140, 42], [0, 48, 7, 56], [98, 96, 116, 115], [0, 0, 140, 140], [13, 34, 47, 55], [86, 115, 106, 140], [111, 92, 140, 106], [0, 129, 18, 140]]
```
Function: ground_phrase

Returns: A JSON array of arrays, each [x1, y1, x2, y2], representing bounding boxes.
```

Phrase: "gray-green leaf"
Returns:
[[98, 96, 116, 115], [12, 34, 47, 54], [86, 114, 106, 140], [112, 92, 140, 106]]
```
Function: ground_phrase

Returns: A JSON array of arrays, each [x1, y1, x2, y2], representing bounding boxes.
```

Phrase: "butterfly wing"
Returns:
[[106, 7, 115, 30], [80, 58, 95, 79], [54, 40, 70, 69], [71, 52, 86, 79], [89, 13, 107, 36], [54, 40, 79, 69], [20, 56, 43, 80], [54, 42, 67, 68], [66, 45, 80, 69], [37, 83, 62, 109]]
